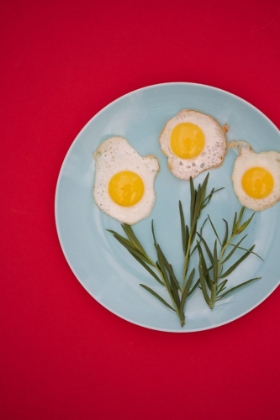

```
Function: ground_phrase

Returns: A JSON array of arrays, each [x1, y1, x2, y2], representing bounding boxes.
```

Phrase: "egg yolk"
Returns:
[[108, 171, 144, 206], [242, 167, 274, 199], [170, 122, 205, 159]]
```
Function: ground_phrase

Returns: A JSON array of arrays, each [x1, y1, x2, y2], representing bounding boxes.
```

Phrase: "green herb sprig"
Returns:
[[108, 222, 186, 325], [179, 173, 223, 289], [197, 206, 262, 309], [107, 173, 221, 326]]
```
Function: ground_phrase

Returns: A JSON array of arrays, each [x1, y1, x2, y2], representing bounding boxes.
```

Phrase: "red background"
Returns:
[[1, 1, 280, 419]]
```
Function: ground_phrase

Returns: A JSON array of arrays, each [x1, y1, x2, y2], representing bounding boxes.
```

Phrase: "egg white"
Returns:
[[93, 137, 159, 224], [159, 110, 228, 180], [229, 141, 280, 211]]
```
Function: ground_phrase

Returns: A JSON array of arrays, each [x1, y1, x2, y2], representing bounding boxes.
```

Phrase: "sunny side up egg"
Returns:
[[229, 141, 280, 211], [159, 110, 228, 180], [93, 137, 160, 224]]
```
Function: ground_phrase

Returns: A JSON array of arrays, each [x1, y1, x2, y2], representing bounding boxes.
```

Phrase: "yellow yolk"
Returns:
[[108, 171, 144, 206], [242, 167, 274, 199], [170, 122, 205, 159]]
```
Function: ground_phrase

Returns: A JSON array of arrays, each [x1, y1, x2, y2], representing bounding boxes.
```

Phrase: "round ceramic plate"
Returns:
[[55, 83, 280, 332]]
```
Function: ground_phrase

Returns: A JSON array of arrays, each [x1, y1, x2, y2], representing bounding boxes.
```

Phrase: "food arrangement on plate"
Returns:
[[92, 108, 280, 327], [54, 83, 280, 332]]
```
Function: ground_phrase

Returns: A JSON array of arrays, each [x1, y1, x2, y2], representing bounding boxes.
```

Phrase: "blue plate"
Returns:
[[55, 83, 280, 332]]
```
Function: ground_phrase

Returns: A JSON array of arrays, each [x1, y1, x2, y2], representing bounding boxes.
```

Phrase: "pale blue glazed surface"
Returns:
[[55, 83, 280, 332]]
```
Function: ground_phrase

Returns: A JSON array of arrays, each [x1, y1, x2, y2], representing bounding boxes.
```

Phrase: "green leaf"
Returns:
[[232, 212, 238, 234], [190, 218, 208, 256], [190, 217, 205, 257], [180, 268, 195, 317], [108, 231, 152, 266], [228, 244, 263, 261], [165, 263, 181, 307], [198, 259, 210, 305], [213, 240, 219, 283], [157, 246, 181, 308], [222, 219, 229, 247], [208, 216, 222, 246], [128, 251, 164, 285], [187, 278, 200, 297], [156, 261, 161, 272], [216, 279, 228, 295], [199, 218, 208, 235], [185, 225, 190, 254], [140, 284, 175, 311], [220, 245, 255, 278], [190, 176, 195, 222], [200, 172, 210, 204], [123, 246, 163, 284], [156, 244, 169, 285], [169, 282, 180, 309], [196, 232, 214, 265], [210, 282, 217, 308], [121, 224, 146, 254], [151, 220, 157, 246], [179, 201, 186, 255], [216, 277, 261, 300], [197, 243, 212, 290], [202, 187, 224, 209], [107, 230, 139, 253], [107, 229, 130, 245], [192, 185, 202, 226], [166, 263, 181, 291], [190, 241, 198, 257], [107, 229, 163, 285], [202, 187, 214, 209], [222, 234, 247, 264], [201, 171, 210, 190], [237, 206, 245, 226], [236, 212, 255, 234]]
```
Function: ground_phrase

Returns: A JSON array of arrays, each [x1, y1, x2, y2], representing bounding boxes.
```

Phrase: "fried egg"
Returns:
[[93, 137, 159, 224], [159, 110, 228, 180], [229, 141, 280, 211]]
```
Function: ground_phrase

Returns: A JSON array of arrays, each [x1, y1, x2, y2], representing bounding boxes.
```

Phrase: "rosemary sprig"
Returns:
[[108, 222, 186, 326], [107, 173, 223, 327], [197, 206, 262, 308], [179, 173, 223, 289], [107, 225, 163, 285]]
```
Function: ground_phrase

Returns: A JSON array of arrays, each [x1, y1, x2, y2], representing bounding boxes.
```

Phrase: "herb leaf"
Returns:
[[208, 215, 222, 246], [220, 245, 255, 279], [216, 277, 261, 300], [180, 268, 195, 319], [140, 284, 175, 311], [179, 201, 187, 255]]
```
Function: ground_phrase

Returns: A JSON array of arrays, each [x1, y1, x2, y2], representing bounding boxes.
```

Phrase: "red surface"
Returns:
[[1, 1, 280, 419]]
